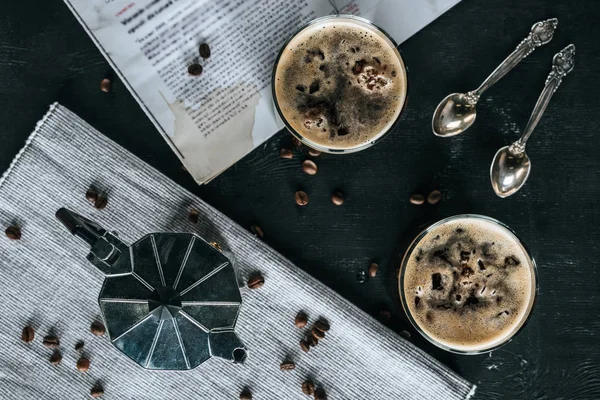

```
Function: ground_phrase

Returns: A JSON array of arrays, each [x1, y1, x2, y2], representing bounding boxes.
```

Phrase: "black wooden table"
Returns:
[[2, 1, 599, 398]]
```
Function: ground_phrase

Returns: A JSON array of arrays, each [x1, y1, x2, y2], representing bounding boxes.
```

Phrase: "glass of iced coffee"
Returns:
[[399, 215, 537, 354], [272, 15, 408, 153]]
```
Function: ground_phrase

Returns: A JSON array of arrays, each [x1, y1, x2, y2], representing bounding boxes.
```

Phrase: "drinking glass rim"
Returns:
[[398, 214, 539, 355], [271, 14, 408, 154]]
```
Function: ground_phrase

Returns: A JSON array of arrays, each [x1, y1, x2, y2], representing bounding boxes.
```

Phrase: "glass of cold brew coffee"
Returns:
[[272, 15, 408, 153], [399, 215, 537, 354]]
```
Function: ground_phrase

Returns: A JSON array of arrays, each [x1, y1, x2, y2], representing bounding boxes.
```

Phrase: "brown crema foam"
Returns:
[[274, 18, 407, 150], [402, 217, 535, 352]]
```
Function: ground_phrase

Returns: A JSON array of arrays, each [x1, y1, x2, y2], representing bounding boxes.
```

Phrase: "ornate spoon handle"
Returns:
[[509, 44, 575, 154], [466, 18, 558, 104]]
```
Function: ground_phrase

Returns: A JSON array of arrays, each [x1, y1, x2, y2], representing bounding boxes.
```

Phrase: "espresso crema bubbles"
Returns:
[[274, 18, 407, 150], [402, 217, 536, 353]]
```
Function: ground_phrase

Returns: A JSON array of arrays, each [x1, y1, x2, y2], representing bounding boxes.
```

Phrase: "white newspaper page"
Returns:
[[63, 0, 460, 184]]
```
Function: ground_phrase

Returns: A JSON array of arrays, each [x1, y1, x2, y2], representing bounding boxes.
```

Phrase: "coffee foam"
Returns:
[[402, 217, 535, 352], [274, 18, 407, 150]]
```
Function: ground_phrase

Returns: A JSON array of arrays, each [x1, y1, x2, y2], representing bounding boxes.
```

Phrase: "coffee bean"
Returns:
[[400, 330, 411, 339], [250, 224, 264, 239], [311, 327, 325, 340], [368, 262, 379, 278], [100, 78, 111, 93], [77, 357, 90, 372], [307, 335, 318, 347], [188, 63, 203, 76], [314, 388, 328, 400], [49, 351, 62, 366], [189, 208, 200, 224], [307, 148, 321, 157], [90, 321, 106, 336], [356, 270, 367, 284], [410, 193, 425, 205], [21, 326, 34, 343], [247, 273, 265, 289], [379, 310, 391, 322], [75, 341, 84, 352], [85, 188, 99, 203], [94, 196, 108, 210], [294, 311, 308, 328], [90, 385, 104, 398], [427, 189, 442, 205], [280, 148, 293, 159], [315, 319, 330, 332], [302, 380, 315, 395], [43, 335, 60, 349], [302, 159, 318, 175], [5, 226, 21, 240], [280, 360, 295, 371], [199, 43, 211, 59], [300, 339, 310, 353], [239, 388, 252, 400], [331, 190, 344, 206], [295, 191, 309, 206]]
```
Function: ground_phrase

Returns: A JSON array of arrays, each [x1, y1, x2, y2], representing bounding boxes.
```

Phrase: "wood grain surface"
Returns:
[[1, 1, 599, 398]]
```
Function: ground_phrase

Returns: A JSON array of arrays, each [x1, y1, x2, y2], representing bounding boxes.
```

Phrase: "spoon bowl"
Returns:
[[432, 93, 477, 137], [490, 146, 531, 198]]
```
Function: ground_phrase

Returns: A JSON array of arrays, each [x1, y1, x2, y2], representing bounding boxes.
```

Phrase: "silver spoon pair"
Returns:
[[432, 18, 575, 197]]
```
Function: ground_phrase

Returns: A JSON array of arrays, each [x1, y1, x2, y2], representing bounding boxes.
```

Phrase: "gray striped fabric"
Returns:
[[0, 103, 476, 400]]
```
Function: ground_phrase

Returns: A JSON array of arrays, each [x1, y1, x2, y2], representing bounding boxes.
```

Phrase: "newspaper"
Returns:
[[63, 0, 461, 184]]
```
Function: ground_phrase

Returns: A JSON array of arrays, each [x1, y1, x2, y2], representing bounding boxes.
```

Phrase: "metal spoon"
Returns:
[[432, 18, 558, 137], [490, 44, 575, 198]]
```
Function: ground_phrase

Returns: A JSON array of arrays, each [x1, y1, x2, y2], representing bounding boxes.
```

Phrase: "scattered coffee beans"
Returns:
[[311, 327, 325, 340], [307, 335, 318, 347], [247, 273, 265, 289], [315, 319, 330, 332], [302, 380, 315, 395], [188, 63, 203, 76], [189, 208, 200, 224], [295, 191, 309, 206], [302, 159, 318, 175], [75, 341, 85, 352], [331, 190, 344, 206], [300, 339, 310, 353], [50, 351, 62, 366], [307, 148, 321, 157], [239, 388, 252, 400], [295, 311, 308, 328], [100, 78, 111, 93], [410, 193, 425, 205], [280, 360, 296, 371], [5, 226, 21, 240], [368, 262, 379, 278], [199, 43, 211, 59], [43, 335, 60, 349], [250, 224, 264, 239], [356, 270, 367, 283], [314, 388, 328, 400], [90, 385, 104, 398], [21, 326, 34, 343], [77, 357, 90, 372], [427, 189, 442, 205], [90, 321, 106, 336], [379, 310, 391, 322], [280, 148, 293, 159]]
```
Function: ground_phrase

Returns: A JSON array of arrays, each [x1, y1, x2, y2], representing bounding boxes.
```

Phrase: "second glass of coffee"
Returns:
[[272, 15, 408, 153]]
